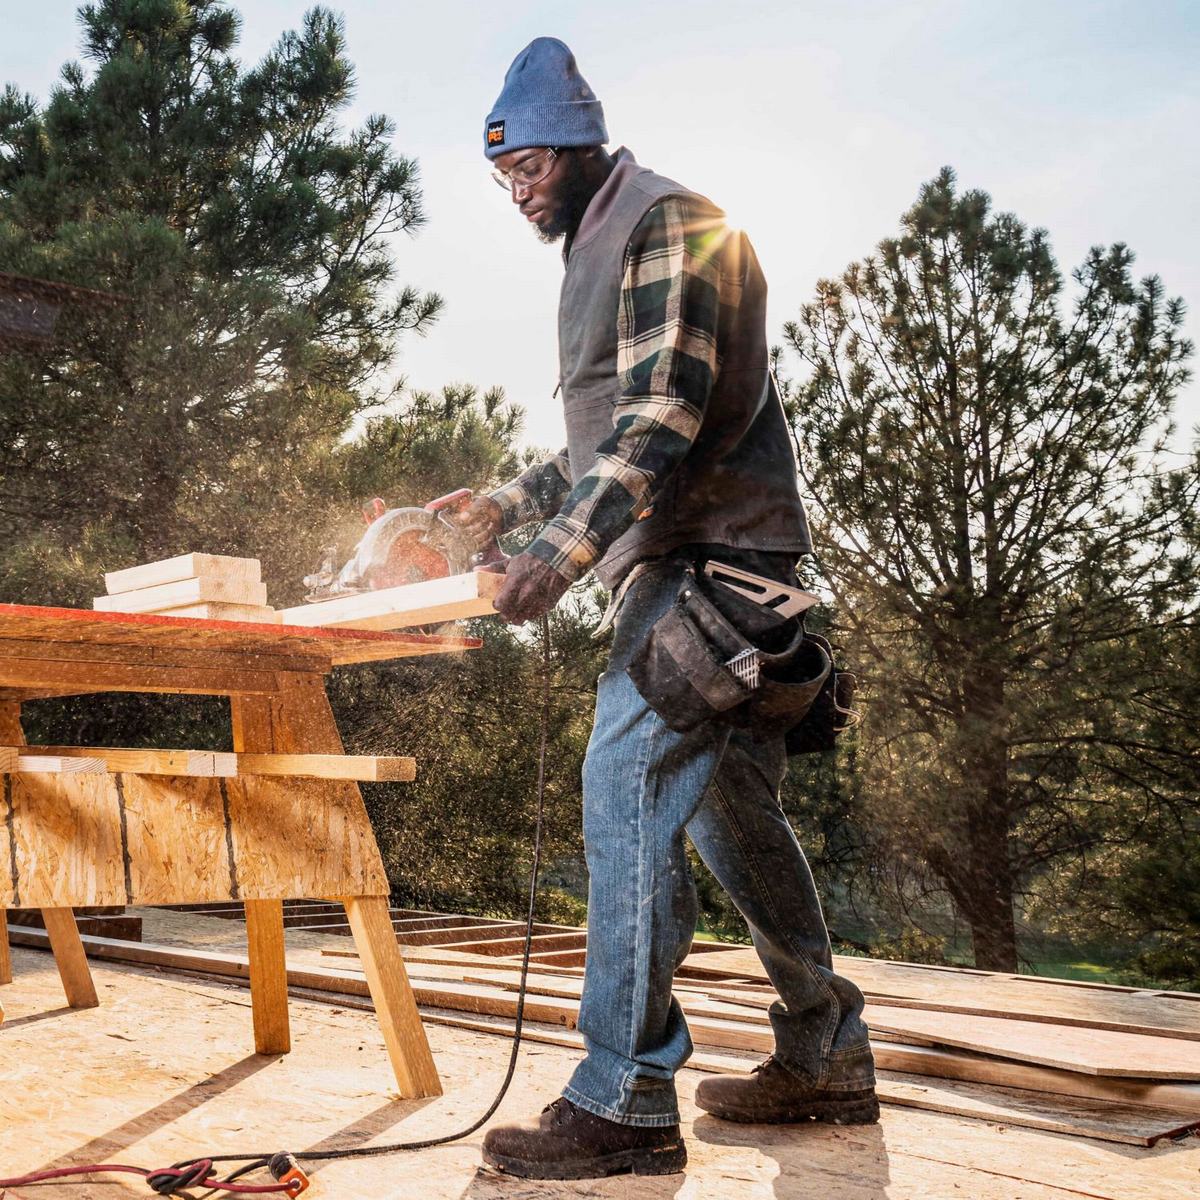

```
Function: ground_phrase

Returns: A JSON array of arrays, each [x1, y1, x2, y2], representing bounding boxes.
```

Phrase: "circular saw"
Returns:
[[303, 488, 505, 602]]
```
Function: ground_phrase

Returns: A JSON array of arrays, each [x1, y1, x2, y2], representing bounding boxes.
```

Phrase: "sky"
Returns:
[[3, 0, 1198, 457]]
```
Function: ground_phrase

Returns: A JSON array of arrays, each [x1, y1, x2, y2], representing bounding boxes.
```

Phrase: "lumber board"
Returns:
[[876, 1072, 1200, 1146], [867, 1003, 1200, 1080], [11, 754, 106, 774], [158, 602, 280, 623], [19, 744, 230, 777], [0, 654, 290, 697], [94, 576, 269, 613], [278, 569, 503, 631], [0, 602, 479, 670], [104, 552, 262, 595], [235, 753, 417, 782]]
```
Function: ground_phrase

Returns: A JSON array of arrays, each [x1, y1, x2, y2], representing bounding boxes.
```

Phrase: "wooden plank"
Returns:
[[95, 576, 269, 613], [104, 553, 261, 595], [244, 898, 290, 1054], [10, 754, 106, 774], [157, 603, 280, 623], [868, 1003, 1200, 1081], [0, 602, 479, 670], [235, 753, 417, 782], [0, 745, 14, 773], [18, 745, 218, 776], [0, 636, 322, 677], [278, 570, 502, 631], [0, 655, 287, 697], [877, 1072, 1200, 1147], [343, 895, 442, 1098], [40, 906, 99, 1008]]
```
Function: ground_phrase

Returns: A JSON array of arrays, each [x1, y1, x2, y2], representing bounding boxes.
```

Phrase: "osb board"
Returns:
[[2, 773, 387, 907], [223, 776, 388, 898], [122, 775, 232, 904], [1, 772, 125, 906], [0, 602, 480, 671], [3, 950, 1198, 1200]]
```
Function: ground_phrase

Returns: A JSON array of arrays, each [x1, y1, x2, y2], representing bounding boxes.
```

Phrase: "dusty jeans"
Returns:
[[563, 556, 875, 1127]]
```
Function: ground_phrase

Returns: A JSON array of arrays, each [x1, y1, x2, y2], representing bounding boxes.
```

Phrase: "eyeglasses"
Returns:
[[491, 147, 560, 191]]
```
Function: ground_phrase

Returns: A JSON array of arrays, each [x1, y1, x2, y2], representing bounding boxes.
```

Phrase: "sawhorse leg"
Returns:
[[245, 898, 290, 1054], [42, 906, 99, 1008], [269, 673, 440, 1098], [343, 894, 441, 1098], [231, 695, 292, 1056]]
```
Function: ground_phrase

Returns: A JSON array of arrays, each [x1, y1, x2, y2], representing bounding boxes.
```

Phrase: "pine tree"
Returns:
[[782, 168, 1198, 970], [0, 1, 446, 602]]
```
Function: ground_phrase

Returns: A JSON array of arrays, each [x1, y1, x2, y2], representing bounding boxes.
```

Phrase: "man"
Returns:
[[458, 37, 877, 1180]]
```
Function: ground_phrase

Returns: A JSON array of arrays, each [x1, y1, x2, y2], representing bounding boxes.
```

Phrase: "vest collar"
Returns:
[[564, 147, 643, 260]]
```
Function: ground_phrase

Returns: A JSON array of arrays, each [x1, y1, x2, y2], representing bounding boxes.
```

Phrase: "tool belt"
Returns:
[[627, 565, 839, 747]]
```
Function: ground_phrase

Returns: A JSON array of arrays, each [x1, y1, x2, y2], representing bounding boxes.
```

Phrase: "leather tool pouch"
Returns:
[[627, 568, 831, 737]]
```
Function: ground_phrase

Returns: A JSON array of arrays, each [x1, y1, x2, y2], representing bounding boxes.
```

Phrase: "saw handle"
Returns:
[[424, 487, 474, 514], [425, 488, 508, 573]]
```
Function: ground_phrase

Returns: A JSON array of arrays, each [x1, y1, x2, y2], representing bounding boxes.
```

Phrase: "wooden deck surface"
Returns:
[[2, 910, 1198, 1199]]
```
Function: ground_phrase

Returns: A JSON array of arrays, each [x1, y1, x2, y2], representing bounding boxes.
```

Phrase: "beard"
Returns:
[[534, 156, 599, 244]]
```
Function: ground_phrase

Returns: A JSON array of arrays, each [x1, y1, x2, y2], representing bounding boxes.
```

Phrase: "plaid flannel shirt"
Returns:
[[490, 197, 738, 582]]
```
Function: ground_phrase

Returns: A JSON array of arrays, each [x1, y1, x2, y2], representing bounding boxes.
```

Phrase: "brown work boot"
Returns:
[[481, 1097, 687, 1179], [695, 1056, 880, 1125]]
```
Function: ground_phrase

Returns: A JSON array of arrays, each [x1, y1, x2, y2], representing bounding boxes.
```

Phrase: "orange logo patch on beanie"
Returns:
[[487, 120, 505, 146]]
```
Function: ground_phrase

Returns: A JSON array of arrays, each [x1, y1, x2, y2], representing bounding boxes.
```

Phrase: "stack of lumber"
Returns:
[[11, 901, 1200, 1150], [94, 552, 278, 623]]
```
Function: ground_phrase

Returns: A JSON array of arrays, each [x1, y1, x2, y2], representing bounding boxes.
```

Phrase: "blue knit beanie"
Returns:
[[484, 38, 608, 160]]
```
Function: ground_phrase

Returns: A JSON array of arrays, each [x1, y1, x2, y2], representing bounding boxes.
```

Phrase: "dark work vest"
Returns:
[[559, 148, 812, 589]]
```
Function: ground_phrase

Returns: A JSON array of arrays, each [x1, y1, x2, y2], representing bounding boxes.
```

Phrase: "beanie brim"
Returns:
[[484, 100, 608, 160]]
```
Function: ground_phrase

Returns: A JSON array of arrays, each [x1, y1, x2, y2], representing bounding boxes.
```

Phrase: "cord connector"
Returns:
[[268, 1153, 309, 1194]]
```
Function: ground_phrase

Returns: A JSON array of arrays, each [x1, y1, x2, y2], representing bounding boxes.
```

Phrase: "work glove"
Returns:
[[454, 494, 504, 550], [493, 551, 571, 625]]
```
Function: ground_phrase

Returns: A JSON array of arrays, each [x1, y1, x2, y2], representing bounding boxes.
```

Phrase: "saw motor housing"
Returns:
[[304, 489, 504, 603]]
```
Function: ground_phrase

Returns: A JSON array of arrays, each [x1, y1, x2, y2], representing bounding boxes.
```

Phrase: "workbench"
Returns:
[[0, 602, 481, 1098]]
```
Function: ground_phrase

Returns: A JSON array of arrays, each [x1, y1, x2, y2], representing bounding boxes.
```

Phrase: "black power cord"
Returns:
[[1, 614, 554, 1197]]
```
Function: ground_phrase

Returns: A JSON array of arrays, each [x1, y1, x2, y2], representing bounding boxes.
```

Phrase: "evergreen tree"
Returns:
[[0, 1, 443, 602], [782, 168, 1198, 970]]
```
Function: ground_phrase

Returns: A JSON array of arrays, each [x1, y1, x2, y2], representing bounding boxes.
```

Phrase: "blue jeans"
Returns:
[[563, 559, 875, 1127]]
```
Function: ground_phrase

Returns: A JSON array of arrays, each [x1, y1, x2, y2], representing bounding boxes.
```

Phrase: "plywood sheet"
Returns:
[[122, 775, 233, 904], [3, 772, 124, 906], [223, 776, 389, 899]]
